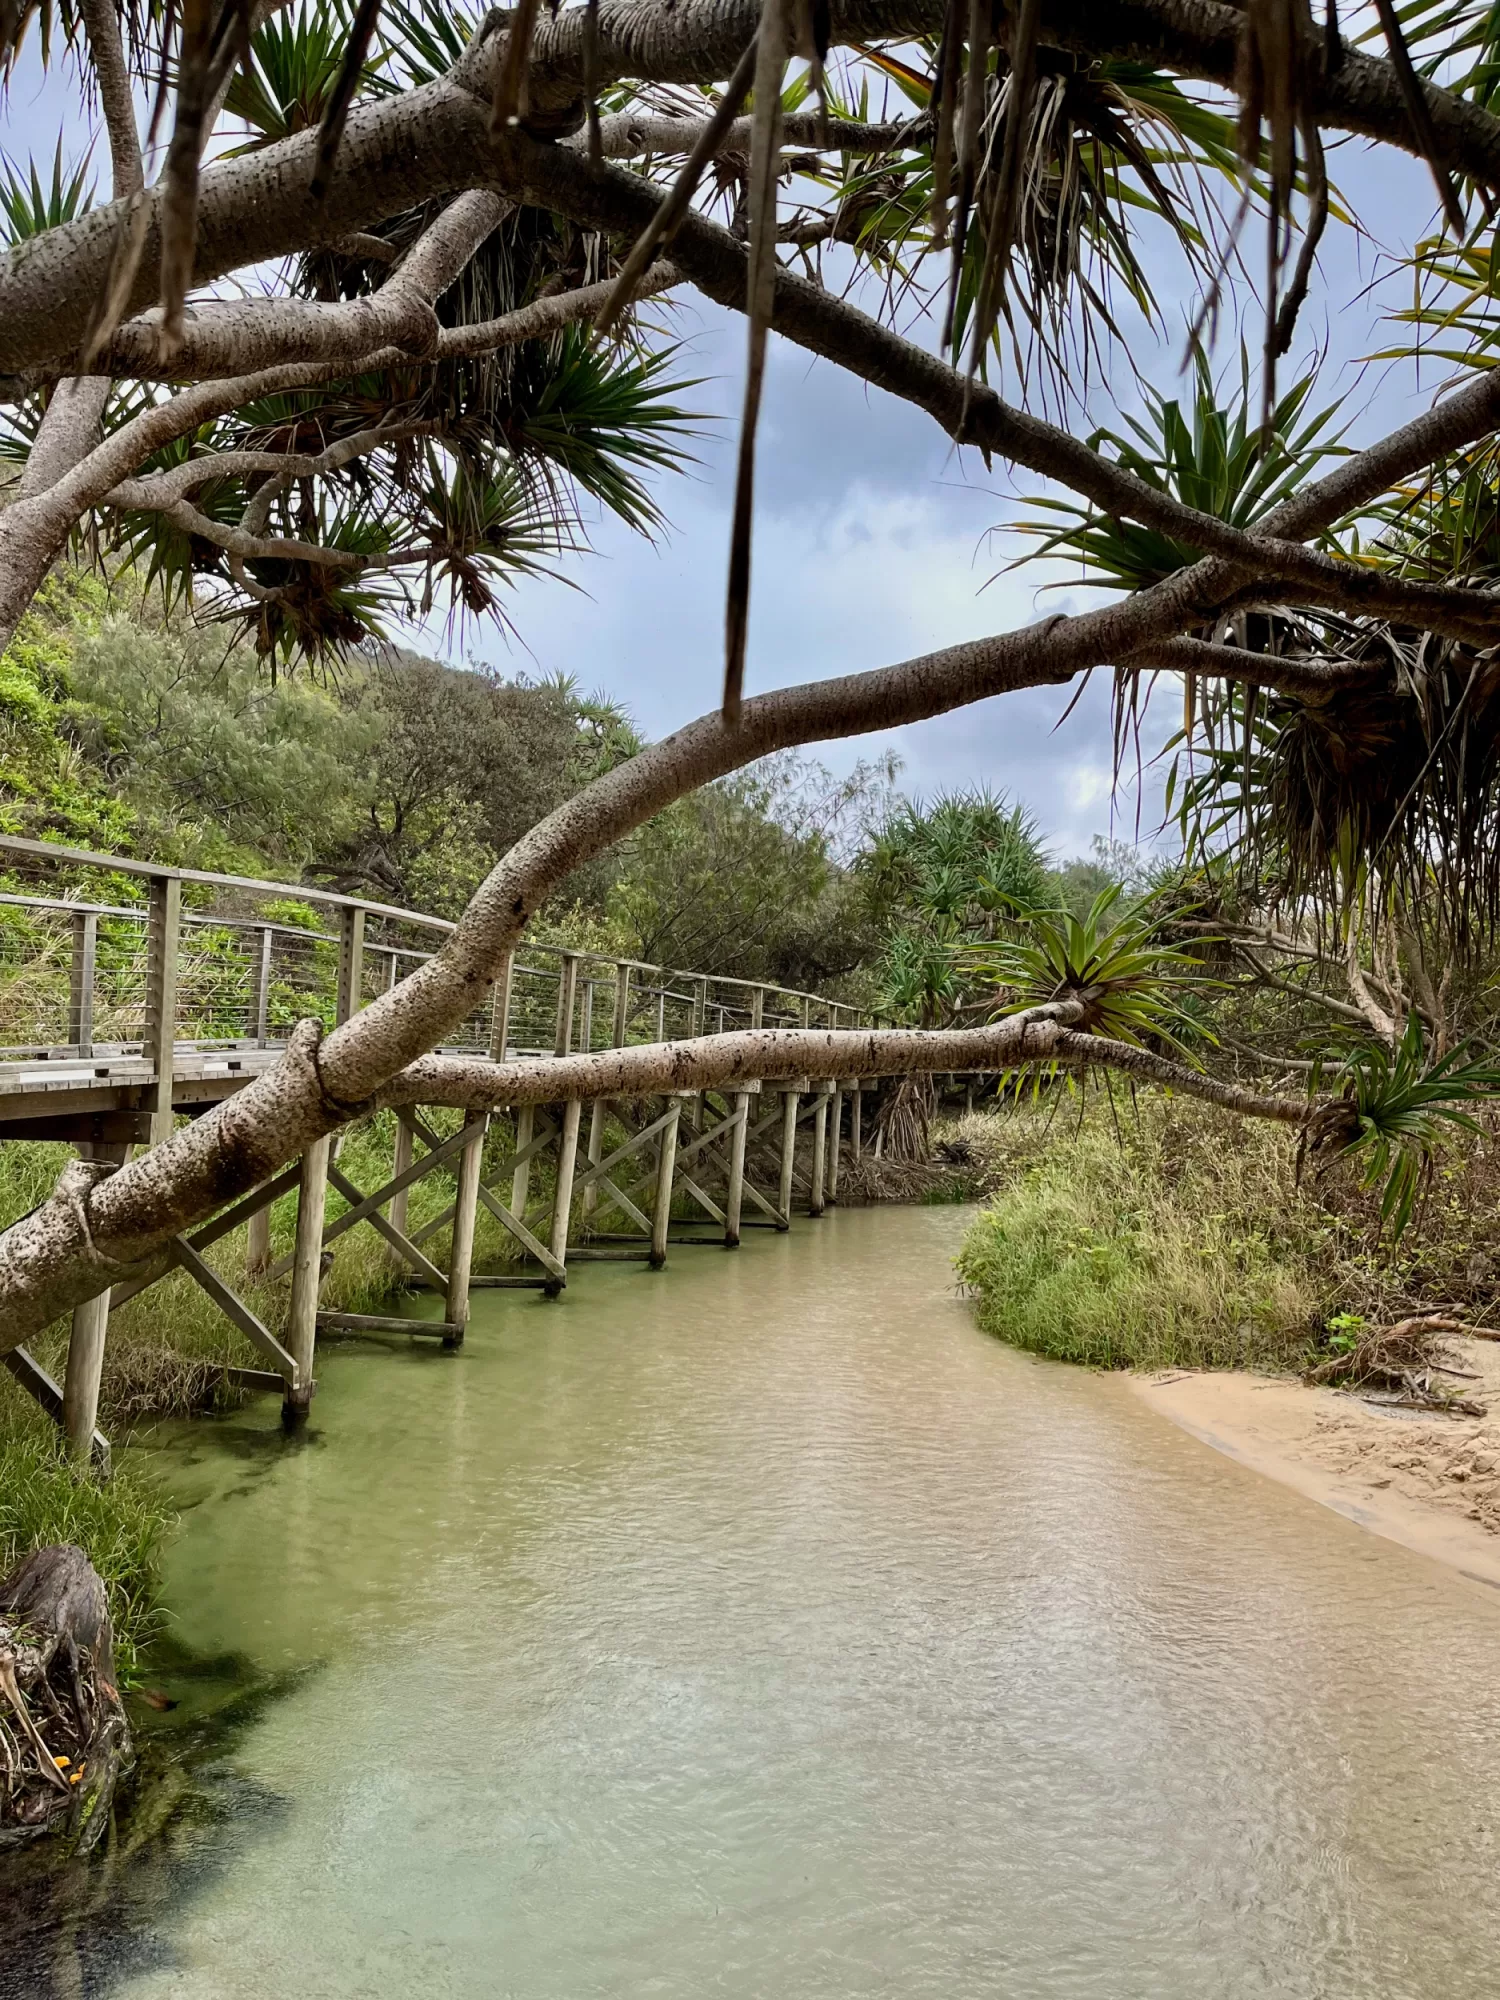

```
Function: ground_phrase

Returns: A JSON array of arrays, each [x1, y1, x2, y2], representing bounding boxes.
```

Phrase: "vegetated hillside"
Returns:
[[0, 569, 886, 990]]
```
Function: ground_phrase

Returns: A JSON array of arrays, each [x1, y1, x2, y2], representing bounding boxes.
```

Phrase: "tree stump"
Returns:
[[0, 1545, 131, 1852]]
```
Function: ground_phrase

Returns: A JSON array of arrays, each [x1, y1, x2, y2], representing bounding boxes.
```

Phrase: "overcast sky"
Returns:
[[4, 40, 1444, 863]]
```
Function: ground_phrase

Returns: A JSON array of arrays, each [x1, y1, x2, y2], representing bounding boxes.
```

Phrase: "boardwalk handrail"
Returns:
[[0, 832, 869, 1084], [0, 835, 887, 1456]]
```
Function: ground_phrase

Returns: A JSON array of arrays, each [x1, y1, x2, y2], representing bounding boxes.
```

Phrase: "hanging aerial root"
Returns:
[[155, 0, 216, 362], [310, 0, 384, 199], [723, 0, 789, 723], [490, 0, 543, 136], [595, 30, 759, 336], [966, 0, 1042, 381]]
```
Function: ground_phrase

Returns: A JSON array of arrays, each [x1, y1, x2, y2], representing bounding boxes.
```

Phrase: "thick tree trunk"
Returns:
[[0, 1546, 131, 1853]]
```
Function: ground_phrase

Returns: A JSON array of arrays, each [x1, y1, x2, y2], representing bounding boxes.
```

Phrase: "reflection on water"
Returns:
[[7, 1204, 1500, 1998]]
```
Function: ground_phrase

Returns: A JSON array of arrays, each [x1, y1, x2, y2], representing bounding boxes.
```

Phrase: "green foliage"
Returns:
[[821, 47, 1244, 384], [1312, 1014, 1500, 1238], [0, 137, 94, 244], [1013, 354, 1346, 591], [975, 883, 1210, 1057], [223, 0, 366, 148], [954, 1098, 1322, 1370], [862, 789, 1047, 1023], [611, 751, 889, 986]]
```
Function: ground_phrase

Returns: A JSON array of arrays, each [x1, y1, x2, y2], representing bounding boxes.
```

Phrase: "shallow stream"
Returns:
[[8, 1204, 1500, 1997]]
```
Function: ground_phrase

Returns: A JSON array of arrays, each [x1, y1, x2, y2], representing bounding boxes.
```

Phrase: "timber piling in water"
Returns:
[[0, 835, 923, 1464]]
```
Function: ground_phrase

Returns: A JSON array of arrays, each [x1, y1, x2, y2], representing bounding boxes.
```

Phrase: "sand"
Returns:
[[1131, 1339, 1500, 1594]]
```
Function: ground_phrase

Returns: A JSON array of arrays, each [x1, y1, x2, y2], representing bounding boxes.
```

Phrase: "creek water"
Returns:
[[9, 1202, 1500, 1998]]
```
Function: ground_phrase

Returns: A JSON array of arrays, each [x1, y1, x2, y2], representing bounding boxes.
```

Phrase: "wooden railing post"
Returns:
[[68, 910, 97, 1055], [142, 871, 181, 1149], [612, 962, 632, 1047], [249, 924, 274, 1046], [828, 1084, 846, 1203], [489, 947, 514, 1061], [389, 1114, 414, 1241], [445, 1116, 487, 1345], [246, 1200, 272, 1277], [649, 1096, 683, 1268], [335, 905, 366, 1025], [583, 1097, 605, 1224], [555, 952, 581, 1056], [285, 1136, 330, 1420]]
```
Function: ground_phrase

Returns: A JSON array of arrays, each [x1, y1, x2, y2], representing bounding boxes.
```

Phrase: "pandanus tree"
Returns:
[[11, 0, 1500, 1341]]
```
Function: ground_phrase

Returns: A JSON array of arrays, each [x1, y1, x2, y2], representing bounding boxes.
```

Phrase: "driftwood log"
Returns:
[[0, 1545, 130, 1851]]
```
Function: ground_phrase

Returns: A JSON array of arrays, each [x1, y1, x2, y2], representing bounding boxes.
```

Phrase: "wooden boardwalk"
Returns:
[[0, 835, 889, 1465]]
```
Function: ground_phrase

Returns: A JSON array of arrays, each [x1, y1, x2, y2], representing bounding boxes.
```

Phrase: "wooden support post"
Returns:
[[246, 1203, 271, 1277], [810, 1087, 830, 1217], [582, 1097, 606, 1224], [336, 905, 366, 1024], [285, 1136, 331, 1420], [725, 1089, 752, 1248], [777, 1088, 799, 1230], [828, 1085, 845, 1204], [445, 1116, 487, 1345], [62, 1141, 129, 1466], [142, 871, 181, 1149], [548, 1098, 583, 1287], [649, 1097, 683, 1268], [68, 910, 97, 1055], [851, 1084, 863, 1160], [489, 947, 514, 1061], [511, 1102, 535, 1220], [63, 1291, 110, 1465], [389, 1114, 413, 1241]]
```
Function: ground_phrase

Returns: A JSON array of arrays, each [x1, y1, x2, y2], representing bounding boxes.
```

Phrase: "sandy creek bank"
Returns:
[[1134, 1336, 1500, 1596]]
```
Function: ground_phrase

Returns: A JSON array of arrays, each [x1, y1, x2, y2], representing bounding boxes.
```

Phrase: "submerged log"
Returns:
[[0, 1545, 131, 1852]]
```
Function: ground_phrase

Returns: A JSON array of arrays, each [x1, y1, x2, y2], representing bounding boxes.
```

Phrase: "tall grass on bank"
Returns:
[[954, 1097, 1329, 1372], [0, 1402, 169, 1684]]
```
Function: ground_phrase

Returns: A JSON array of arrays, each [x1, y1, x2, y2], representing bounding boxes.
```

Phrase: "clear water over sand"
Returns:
[[11, 1204, 1500, 1998]]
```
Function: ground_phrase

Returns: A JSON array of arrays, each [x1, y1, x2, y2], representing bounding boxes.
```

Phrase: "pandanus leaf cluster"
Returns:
[[971, 886, 1211, 1061], [1307, 1014, 1500, 1238]]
